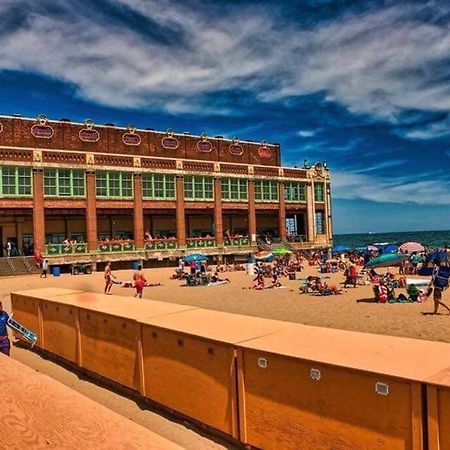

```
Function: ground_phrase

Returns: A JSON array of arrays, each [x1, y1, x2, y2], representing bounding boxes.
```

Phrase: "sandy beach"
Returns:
[[1, 264, 447, 448]]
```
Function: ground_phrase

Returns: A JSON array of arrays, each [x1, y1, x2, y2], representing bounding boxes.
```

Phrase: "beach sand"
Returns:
[[1, 264, 447, 448]]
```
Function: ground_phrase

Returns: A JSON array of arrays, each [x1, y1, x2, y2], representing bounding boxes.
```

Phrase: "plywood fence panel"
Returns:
[[141, 324, 238, 437], [41, 300, 78, 364], [79, 309, 141, 390], [238, 348, 422, 450]]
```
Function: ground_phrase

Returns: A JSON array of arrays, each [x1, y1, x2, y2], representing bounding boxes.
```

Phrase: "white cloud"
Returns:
[[1, 1, 450, 120], [399, 116, 450, 140], [331, 170, 450, 205], [297, 130, 316, 137]]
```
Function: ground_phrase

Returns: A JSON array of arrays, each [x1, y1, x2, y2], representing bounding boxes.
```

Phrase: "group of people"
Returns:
[[104, 261, 148, 298]]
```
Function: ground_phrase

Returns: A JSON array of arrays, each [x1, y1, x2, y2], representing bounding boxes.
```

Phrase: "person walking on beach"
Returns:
[[133, 264, 147, 298], [424, 259, 450, 315], [0, 301, 11, 356], [40, 259, 49, 278], [104, 261, 113, 294]]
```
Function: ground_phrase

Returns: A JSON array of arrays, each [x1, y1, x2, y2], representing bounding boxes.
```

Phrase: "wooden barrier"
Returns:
[[10, 288, 81, 348], [0, 354, 182, 449], [140, 309, 288, 438], [12, 288, 450, 448], [236, 326, 450, 450]]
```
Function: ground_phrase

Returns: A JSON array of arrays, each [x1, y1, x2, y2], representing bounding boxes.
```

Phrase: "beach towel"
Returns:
[[207, 280, 229, 287]]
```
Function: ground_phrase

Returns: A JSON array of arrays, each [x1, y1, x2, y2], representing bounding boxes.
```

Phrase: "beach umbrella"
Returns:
[[182, 253, 208, 263], [254, 250, 272, 261], [332, 244, 350, 253], [426, 251, 448, 263], [399, 242, 425, 253], [380, 244, 398, 253], [272, 246, 293, 257], [365, 253, 408, 269]]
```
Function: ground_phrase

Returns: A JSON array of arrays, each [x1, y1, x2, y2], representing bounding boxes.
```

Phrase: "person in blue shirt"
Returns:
[[0, 301, 11, 356]]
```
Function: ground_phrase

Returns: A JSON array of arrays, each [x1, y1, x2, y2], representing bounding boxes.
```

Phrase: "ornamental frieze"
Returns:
[[122, 125, 141, 146], [79, 119, 100, 143], [197, 133, 213, 153], [31, 114, 54, 139], [229, 138, 243, 156], [162, 130, 179, 149]]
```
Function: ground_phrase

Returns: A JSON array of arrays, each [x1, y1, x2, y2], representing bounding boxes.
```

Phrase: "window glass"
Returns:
[[254, 180, 279, 202], [184, 175, 214, 200]]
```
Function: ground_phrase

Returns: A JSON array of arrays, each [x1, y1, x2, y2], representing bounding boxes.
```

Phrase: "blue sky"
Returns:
[[1, 0, 450, 234]]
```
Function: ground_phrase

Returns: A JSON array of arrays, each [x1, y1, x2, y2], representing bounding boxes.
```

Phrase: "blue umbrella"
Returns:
[[365, 253, 408, 269], [426, 251, 448, 263], [332, 245, 351, 253], [380, 244, 398, 253], [182, 253, 208, 263]]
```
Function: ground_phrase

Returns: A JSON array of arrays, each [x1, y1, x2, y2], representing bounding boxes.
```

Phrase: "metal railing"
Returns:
[[45, 243, 88, 255], [98, 241, 136, 252], [18, 249, 32, 272], [286, 234, 307, 243], [144, 239, 177, 251], [5, 256, 16, 273], [224, 237, 250, 247]]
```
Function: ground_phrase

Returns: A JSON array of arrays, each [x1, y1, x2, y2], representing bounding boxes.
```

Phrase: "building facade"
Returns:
[[0, 114, 332, 263]]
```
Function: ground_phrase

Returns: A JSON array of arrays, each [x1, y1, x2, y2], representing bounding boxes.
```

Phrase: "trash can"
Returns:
[[52, 266, 61, 277], [132, 261, 140, 270]]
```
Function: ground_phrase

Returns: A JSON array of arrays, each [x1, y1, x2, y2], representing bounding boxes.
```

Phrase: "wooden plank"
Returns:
[[0, 355, 182, 449], [427, 385, 440, 450]]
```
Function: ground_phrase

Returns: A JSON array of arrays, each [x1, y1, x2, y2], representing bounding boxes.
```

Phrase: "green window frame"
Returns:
[[284, 182, 306, 202], [142, 173, 176, 200], [314, 183, 325, 202], [254, 180, 279, 202], [221, 178, 248, 201], [184, 175, 214, 200], [0, 166, 32, 197], [44, 168, 86, 197], [96, 171, 133, 198]]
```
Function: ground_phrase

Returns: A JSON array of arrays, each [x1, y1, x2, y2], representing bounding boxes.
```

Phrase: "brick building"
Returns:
[[0, 114, 332, 264]]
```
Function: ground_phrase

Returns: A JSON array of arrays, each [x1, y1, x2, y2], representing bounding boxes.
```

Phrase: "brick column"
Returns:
[[32, 169, 45, 254], [176, 176, 186, 247], [306, 181, 315, 242], [86, 171, 98, 252], [325, 181, 333, 241], [214, 178, 223, 246], [278, 181, 287, 240], [248, 180, 257, 244], [133, 173, 144, 249]]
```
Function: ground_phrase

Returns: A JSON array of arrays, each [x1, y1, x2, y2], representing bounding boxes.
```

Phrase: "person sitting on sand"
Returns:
[[344, 263, 357, 288], [211, 272, 230, 283]]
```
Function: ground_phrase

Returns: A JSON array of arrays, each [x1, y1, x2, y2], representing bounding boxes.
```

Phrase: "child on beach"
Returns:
[[133, 264, 147, 298]]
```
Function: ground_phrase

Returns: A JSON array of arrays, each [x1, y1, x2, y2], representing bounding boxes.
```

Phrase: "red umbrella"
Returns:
[[399, 242, 425, 253]]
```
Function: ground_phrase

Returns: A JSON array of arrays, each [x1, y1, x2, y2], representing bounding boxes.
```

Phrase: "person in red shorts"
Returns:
[[133, 264, 147, 298]]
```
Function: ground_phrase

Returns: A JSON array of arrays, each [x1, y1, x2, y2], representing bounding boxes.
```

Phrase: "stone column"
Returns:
[[248, 180, 257, 243], [32, 169, 45, 254], [278, 181, 287, 240], [86, 171, 98, 252], [326, 181, 333, 241], [133, 173, 144, 249], [176, 176, 186, 247], [214, 177, 223, 246]]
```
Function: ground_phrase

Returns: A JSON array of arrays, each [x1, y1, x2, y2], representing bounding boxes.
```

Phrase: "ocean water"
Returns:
[[333, 230, 450, 249]]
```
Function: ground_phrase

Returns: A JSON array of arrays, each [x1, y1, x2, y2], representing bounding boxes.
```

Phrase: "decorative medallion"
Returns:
[[79, 119, 100, 142], [0, 122, 3, 134], [197, 133, 212, 153], [31, 114, 54, 139], [162, 129, 179, 149], [122, 124, 141, 146], [258, 140, 272, 158], [229, 137, 243, 156]]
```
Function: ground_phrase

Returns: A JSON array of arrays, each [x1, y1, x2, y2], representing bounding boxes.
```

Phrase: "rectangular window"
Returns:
[[314, 183, 325, 202], [285, 182, 306, 202], [315, 211, 325, 234], [221, 178, 248, 201], [254, 180, 279, 202], [142, 174, 176, 200], [0, 166, 32, 197], [44, 168, 85, 197], [184, 175, 214, 200], [96, 171, 133, 198]]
